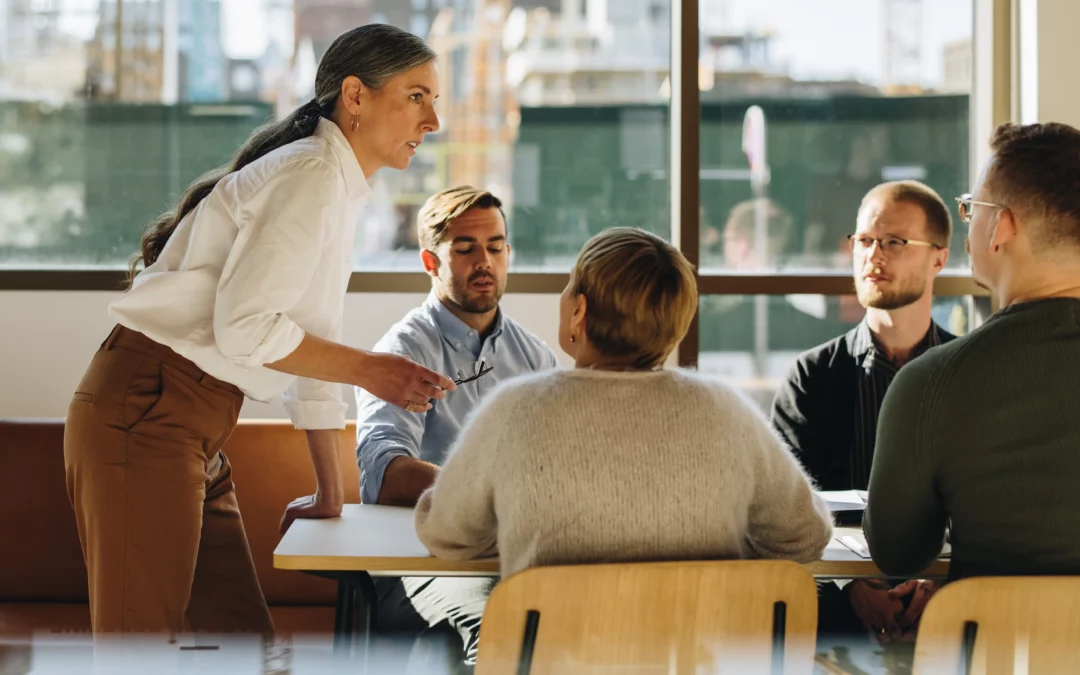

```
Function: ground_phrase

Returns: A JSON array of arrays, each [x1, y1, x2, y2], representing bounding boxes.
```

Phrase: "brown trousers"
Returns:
[[63, 325, 274, 637]]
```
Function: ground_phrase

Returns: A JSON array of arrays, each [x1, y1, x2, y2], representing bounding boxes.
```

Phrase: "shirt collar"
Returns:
[[423, 291, 504, 352], [852, 318, 945, 367], [850, 321, 875, 360], [314, 117, 370, 202]]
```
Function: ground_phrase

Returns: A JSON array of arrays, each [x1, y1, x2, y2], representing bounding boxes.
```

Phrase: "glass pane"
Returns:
[[356, 1, 672, 271], [698, 294, 979, 411], [699, 0, 974, 273], [0, 0, 670, 271]]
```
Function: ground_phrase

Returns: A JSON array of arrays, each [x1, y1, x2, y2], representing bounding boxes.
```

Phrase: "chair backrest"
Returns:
[[475, 560, 818, 675], [914, 577, 1080, 675]]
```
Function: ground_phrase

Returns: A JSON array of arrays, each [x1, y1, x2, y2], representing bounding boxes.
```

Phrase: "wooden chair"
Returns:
[[914, 577, 1080, 675], [475, 560, 819, 675]]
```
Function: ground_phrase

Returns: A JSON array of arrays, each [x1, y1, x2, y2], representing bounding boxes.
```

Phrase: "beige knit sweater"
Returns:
[[415, 368, 833, 578]]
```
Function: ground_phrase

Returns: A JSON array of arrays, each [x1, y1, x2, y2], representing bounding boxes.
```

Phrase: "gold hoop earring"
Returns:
[[350, 115, 358, 132], [569, 333, 576, 343]]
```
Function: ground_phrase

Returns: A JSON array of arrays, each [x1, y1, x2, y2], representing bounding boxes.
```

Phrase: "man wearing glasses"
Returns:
[[771, 180, 954, 647], [356, 186, 557, 669], [866, 123, 1080, 589]]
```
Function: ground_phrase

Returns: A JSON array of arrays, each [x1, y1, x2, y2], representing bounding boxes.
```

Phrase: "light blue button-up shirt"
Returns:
[[357, 292, 559, 504]]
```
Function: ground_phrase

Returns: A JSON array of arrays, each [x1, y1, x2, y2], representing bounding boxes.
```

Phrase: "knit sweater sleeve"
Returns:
[[414, 382, 515, 561], [743, 396, 835, 562]]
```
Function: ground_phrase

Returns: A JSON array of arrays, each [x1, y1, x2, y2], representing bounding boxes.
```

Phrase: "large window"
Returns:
[[0, 0, 673, 271], [694, 0, 977, 402], [697, 1, 973, 272], [362, 0, 673, 271], [2, 0, 986, 389]]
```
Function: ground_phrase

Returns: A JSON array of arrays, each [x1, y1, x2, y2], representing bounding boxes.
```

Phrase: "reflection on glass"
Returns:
[[698, 294, 975, 411], [698, 0, 974, 272], [0, 0, 673, 270], [1, 0, 975, 273]]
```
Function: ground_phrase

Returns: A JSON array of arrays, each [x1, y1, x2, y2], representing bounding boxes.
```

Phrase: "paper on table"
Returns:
[[818, 490, 868, 512], [840, 534, 872, 559], [839, 531, 952, 560]]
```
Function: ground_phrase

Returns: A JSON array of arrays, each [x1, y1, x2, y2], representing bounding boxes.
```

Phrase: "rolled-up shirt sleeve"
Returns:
[[213, 157, 337, 369], [282, 316, 348, 430], [356, 332, 430, 504]]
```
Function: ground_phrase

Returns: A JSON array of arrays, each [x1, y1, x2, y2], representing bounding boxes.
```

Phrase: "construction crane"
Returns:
[[883, 0, 923, 92]]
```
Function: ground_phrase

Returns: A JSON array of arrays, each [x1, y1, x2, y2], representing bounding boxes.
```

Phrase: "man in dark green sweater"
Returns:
[[866, 122, 1080, 590]]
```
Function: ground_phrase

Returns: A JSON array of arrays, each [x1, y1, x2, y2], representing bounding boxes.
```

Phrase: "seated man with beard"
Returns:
[[771, 180, 954, 648], [356, 186, 557, 670]]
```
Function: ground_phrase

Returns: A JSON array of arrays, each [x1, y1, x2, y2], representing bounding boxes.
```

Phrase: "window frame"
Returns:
[[1, 0, 1006, 367]]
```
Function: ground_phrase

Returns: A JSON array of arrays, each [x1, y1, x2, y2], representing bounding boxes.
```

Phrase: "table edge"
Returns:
[[274, 554, 948, 579], [274, 553, 501, 574]]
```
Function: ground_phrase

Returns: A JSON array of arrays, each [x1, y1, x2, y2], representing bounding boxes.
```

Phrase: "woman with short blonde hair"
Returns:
[[415, 227, 833, 579], [565, 227, 698, 369]]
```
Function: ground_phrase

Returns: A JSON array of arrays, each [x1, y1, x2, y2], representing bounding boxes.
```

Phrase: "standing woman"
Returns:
[[64, 24, 455, 638]]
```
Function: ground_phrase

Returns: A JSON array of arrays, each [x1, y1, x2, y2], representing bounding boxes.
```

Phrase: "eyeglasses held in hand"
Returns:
[[454, 360, 494, 385]]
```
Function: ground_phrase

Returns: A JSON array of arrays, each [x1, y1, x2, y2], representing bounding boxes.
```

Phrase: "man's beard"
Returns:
[[449, 273, 503, 313], [857, 277, 926, 310]]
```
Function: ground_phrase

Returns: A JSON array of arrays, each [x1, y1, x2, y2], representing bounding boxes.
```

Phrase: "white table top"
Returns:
[[273, 504, 949, 579]]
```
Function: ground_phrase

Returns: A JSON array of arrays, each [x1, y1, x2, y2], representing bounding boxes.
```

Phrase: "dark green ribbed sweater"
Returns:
[[865, 298, 1080, 580]]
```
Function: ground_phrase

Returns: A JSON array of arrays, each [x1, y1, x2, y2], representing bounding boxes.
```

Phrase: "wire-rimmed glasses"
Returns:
[[453, 360, 494, 385]]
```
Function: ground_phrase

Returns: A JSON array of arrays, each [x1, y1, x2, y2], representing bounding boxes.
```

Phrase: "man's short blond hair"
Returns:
[[571, 228, 698, 369], [860, 180, 953, 246], [417, 185, 505, 253]]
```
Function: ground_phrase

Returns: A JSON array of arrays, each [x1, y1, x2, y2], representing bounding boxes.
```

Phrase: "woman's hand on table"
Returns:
[[279, 491, 344, 535]]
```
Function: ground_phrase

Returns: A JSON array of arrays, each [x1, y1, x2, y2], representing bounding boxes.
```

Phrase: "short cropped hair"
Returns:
[[417, 186, 505, 253], [985, 122, 1080, 250], [860, 180, 952, 246], [570, 228, 698, 369]]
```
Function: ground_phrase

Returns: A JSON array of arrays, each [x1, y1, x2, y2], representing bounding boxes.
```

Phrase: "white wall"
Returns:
[[0, 292, 568, 420], [1033, 0, 1080, 128]]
